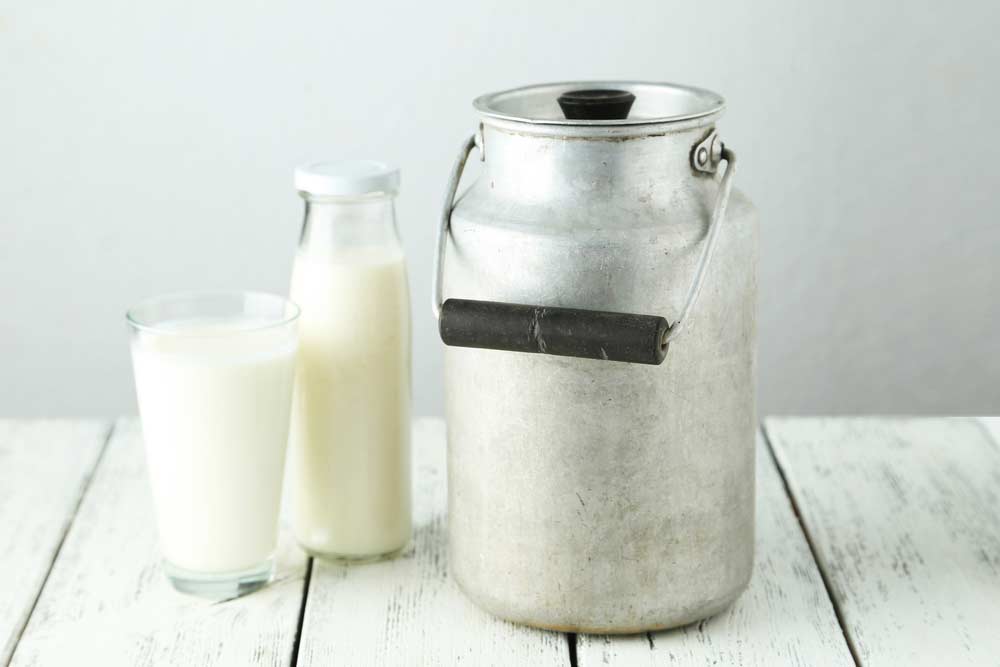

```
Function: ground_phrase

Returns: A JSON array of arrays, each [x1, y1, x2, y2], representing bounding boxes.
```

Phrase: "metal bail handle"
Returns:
[[432, 132, 737, 365]]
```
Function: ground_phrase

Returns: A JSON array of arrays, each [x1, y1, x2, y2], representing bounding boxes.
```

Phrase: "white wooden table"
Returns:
[[2, 417, 998, 666]]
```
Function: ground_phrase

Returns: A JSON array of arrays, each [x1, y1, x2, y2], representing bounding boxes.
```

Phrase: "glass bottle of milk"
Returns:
[[289, 160, 411, 561]]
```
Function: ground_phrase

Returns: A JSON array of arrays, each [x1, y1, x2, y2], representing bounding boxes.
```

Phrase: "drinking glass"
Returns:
[[127, 291, 299, 599]]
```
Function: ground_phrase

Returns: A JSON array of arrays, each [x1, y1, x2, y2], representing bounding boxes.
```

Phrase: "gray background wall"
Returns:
[[3, 0, 998, 418]]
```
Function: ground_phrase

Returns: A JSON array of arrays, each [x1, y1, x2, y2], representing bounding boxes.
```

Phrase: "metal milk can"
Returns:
[[433, 81, 757, 633]]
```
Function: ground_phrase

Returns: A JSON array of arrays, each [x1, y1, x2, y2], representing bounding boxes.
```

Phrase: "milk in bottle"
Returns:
[[288, 161, 412, 559]]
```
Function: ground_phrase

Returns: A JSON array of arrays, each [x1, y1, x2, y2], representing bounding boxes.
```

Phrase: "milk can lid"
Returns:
[[474, 81, 725, 127], [295, 160, 400, 197]]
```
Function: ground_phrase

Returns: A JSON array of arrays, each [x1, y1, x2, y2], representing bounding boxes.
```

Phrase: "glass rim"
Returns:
[[126, 290, 300, 335]]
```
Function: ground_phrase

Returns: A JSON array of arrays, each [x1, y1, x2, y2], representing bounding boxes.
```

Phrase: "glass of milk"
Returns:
[[127, 291, 299, 599], [288, 160, 412, 561]]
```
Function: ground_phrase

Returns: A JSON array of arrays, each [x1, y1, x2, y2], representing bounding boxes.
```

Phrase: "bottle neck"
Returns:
[[298, 193, 400, 254]]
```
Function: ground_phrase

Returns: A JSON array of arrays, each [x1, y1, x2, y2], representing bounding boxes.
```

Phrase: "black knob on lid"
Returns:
[[557, 89, 636, 120]]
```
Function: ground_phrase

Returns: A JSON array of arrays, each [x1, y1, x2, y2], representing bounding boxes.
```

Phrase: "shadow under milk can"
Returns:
[[288, 160, 412, 561]]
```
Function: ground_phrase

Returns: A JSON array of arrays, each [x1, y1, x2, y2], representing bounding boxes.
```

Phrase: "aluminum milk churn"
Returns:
[[433, 82, 757, 633]]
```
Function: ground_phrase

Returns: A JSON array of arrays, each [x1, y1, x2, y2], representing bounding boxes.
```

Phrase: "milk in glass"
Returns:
[[128, 292, 299, 598]]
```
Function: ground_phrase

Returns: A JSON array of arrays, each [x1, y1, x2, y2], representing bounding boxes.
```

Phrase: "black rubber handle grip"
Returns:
[[439, 299, 669, 365]]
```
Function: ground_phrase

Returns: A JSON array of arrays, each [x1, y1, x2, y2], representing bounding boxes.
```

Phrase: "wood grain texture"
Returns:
[[0, 419, 110, 665], [767, 417, 1000, 667], [577, 432, 855, 667], [296, 418, 568, 667], [9, 418, 308, 667]]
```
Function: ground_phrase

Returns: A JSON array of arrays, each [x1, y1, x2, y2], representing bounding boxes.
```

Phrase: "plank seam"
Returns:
[[289, 557, 314, 666], [4, 420, 116, 667], [567, 632, 578, 667], [761, 421, 862, 667]]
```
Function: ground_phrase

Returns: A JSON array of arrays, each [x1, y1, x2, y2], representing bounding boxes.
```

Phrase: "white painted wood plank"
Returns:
[[297, 417, 568, 667], [0, 419, 110, 665], [767, 417, 1000, 667], [9, 418, 308, 667], [577, 431, 854, 667], [980, 416, 1000, 447]]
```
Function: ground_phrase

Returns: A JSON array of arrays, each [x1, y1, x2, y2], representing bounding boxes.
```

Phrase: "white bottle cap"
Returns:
[[294, 160, 400, 196]]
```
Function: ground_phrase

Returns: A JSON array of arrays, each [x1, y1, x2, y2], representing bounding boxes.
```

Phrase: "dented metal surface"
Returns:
[[440, 81, 758, 633]]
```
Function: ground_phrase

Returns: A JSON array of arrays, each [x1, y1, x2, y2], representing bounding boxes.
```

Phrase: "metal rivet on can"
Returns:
[[711, 136, 723, 162], [697, 147, 708, 166]]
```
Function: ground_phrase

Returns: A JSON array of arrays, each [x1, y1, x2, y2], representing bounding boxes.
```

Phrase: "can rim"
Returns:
[[473, 81, 725, 128]]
